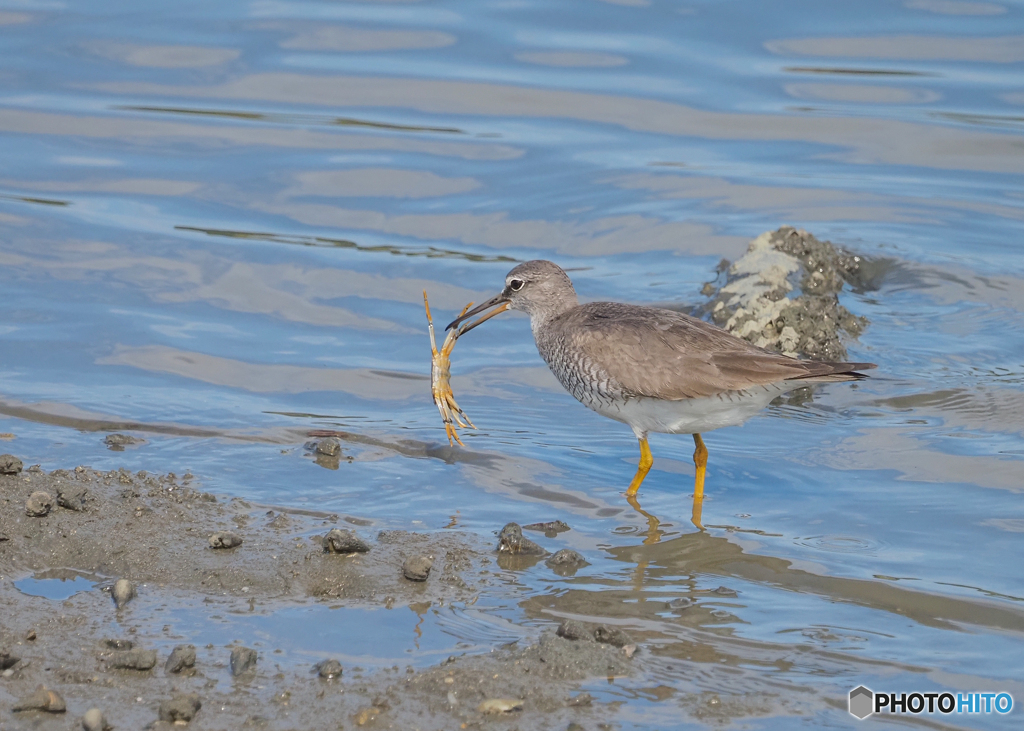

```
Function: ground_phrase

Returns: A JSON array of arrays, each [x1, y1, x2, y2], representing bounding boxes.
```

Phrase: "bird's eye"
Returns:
[[509, 278, 525, 292]]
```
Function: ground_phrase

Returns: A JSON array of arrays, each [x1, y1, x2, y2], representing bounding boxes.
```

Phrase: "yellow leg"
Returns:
[[625, 437, 653, 497], [692, 433, 707, 529]]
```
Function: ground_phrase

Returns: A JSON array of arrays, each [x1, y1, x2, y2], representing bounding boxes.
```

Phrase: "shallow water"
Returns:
[[2, 0, 1023, 726]]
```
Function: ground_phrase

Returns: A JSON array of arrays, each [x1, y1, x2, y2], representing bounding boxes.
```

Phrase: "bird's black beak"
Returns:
[[445, 291, 510, 334]]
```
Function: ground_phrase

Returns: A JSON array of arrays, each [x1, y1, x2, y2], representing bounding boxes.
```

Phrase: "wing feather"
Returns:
[[562, 303, 873, 400]]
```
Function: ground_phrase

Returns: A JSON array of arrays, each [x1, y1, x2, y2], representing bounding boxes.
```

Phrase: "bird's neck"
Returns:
[[527, 292, 578, 336]]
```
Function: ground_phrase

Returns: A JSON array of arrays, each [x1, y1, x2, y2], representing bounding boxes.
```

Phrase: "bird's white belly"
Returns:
[[585, 385, 790, 436]]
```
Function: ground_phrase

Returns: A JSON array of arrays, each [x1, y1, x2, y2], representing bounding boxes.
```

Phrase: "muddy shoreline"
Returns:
[[0, 456, 634, 730]]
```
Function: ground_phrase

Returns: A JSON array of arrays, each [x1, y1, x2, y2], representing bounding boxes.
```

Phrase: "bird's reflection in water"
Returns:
[[625, 489, 706, 593]]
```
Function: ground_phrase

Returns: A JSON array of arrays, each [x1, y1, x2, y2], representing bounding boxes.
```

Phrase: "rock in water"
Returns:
[[13, 686, 66, 713], [230, 646, 257, 676], [0, 454, 23, 474], [701, 227, 871, 362], [158, 693, 202, 723], [103, 433, 143, 451], [402, 555, 434, 581], [25, 491, 53, 517], [545, 549, 588, 577], [496, 523, 547, 555], [315, 437, 341, 456], [322, 528, 370, 554], [165, 644, 196, 674], [522, 520, 571, 536], [112, 579, 136, 609]]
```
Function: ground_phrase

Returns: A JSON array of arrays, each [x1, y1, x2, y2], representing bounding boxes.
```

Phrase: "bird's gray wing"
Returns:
[[566, 303, 869, 400]]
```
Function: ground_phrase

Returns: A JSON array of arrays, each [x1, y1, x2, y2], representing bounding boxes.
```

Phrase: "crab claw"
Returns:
[[425, 292, 476, 446]]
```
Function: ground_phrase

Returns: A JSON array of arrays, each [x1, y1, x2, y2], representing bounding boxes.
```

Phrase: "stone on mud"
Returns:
[[316, 659, 343, 679], [403, 554, 434, 582], [25, 491, 53, 517], [12, 686, 66, 713], [82, 707, 108, 731], [165, 644, 196, 674], [158, 693, 202, 723], [230, 646, 258, 677], [106, 648, 158, 671], [322, 528, 370, 554], [209, 531, 243, 549], [112, 578, 136, 609], [57, 484, 89, 511], [593, 625, 633, 648], [556, 620, 592, 642], [0, 454, 23, 474]]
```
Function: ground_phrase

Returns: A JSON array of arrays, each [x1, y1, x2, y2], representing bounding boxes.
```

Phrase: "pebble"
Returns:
[[230, 646, 257, 677], [315, 437, 341, 456], [322, 528, 370, 554], [82, 708, 107, 731], [496, 523, 547, 555], [12, 686, 66, 713], [522, 520, 571, 536], [556, 620, 592, 642], [209, 531, 243, 549], [57, 484, 88, 511], [402, 554, 434, 582], [478, 698, 523, 714], [0, 454, 23, 474], [593, 625, 633, 648], [112, 578, 136, 609], [316, 659, 343, 679], [25, 491, 53, 517], [165, 644, 196, 674], [158, 693, 202, 723], [106, 648, 157, 671]]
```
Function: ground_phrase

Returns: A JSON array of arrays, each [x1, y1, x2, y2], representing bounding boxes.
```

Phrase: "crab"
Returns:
[[423, 290, 508, 446]]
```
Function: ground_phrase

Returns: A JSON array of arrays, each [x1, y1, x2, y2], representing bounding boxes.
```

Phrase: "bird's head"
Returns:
[[446, 260, 578, 333]]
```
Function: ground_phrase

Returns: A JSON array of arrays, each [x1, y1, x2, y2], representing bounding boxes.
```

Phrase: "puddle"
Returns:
[[14, 572, 99, 601]]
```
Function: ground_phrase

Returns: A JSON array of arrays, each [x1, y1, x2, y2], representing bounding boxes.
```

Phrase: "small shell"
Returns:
[[477, 698, 523, 714]]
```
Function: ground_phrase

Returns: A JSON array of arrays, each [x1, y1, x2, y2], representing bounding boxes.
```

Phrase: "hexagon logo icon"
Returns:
[[849, 686, 874, 720]]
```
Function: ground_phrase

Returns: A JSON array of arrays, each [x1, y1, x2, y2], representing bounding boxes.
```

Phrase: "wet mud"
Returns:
[[0, 458, 635, 730]]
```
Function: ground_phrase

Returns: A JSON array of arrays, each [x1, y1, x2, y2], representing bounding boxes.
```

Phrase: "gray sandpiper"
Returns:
[[447, 260, 874, 525]]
